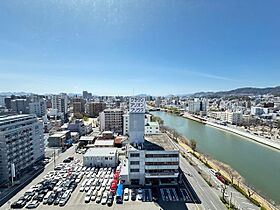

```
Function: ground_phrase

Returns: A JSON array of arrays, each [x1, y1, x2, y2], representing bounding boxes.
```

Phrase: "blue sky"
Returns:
[[0, 0, 279, 95]]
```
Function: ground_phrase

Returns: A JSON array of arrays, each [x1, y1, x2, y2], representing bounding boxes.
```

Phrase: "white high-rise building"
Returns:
[[0, 115, 44, 185], [29, 99, 47, 117], [51, 94, 68, 114], [129, 97, 145, 146]]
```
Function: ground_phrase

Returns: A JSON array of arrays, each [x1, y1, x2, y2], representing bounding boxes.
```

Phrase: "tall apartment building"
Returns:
[[72, 98, 86, 114], [85, 102, 106, 117], [188, 98, 208, 115], [11, 99, 29, 114], [51, 94, 68, 114], [0, 115, 44, 185], [99, 108, 123, 134], [82, 91, 92, 100], [29, 99, 47, 117]]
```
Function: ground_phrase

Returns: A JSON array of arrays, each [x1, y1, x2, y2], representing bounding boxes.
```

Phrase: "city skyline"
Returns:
[[1, 0, 280, 95]]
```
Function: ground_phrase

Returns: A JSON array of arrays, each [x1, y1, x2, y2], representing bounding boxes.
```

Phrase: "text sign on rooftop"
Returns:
[[129, 97, 146, 113]]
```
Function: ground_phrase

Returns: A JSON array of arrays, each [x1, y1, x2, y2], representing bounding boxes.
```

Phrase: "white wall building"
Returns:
[[123, 113, 160, 136], [251, 107, 269, 116], [51, 94, 68, 114], [29, 99, 47, 117], [0, 115, 44, 185], [99, 108, 123, 134], [83, 147, 118, 167]]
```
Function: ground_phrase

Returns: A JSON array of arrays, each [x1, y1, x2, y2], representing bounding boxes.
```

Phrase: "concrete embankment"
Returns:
[[206, 121, 280, 151]]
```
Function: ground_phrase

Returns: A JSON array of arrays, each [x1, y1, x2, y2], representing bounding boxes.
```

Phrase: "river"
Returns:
[[151, 111, 280, 205]]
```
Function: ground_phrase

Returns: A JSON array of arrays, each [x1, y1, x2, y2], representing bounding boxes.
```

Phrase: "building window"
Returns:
[[130, 161, 140, 165], [130, 169, 139, 173], [130, 153, 140, 157], [145, 153, 178, 158]]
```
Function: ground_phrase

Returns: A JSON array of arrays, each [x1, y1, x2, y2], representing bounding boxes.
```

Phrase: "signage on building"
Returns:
[[129, 97, 145, 113]]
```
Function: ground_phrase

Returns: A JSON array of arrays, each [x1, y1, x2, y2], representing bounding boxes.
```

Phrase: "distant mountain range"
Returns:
[[191, 86, 280, 97]]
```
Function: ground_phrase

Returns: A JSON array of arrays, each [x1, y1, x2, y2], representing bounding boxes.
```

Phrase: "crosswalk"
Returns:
[[159, 188, 193, 202]]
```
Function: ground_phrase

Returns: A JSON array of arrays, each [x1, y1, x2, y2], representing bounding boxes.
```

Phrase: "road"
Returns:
[[167, 134, 259, 210]]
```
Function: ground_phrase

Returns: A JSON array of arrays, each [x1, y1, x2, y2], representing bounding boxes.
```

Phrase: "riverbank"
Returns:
[[182, 113, 207, 124], [206, 121, 280, 151], [156, 108, 280, 151], [163, 129, 276, 210]]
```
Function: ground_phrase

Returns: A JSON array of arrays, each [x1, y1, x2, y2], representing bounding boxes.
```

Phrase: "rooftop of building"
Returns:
[[0, 114, 36, 125], [94, 139, 114, 146], [103, 108, 123, 112], [84, 147, 117, 157], [49, 130, 70, 138], [79, 136, 95, 141], [145, 121, 159, 127], [129, 133, 178, 151]]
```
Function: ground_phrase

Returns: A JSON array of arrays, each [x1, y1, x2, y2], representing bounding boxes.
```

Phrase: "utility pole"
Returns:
[[229, 192, 232, 208], [53, 149, 56, 170]]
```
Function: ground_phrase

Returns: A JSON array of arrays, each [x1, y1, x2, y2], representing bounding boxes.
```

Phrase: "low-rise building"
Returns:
[[83, 147, 118, 167], [145, 122, 160, 135], [93, 139, 115, 147], [121, 134, 179, 186], [48, 130, 71, 147]]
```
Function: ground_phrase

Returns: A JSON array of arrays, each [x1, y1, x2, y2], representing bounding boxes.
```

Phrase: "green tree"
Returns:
[[190, 139, 197, 151]]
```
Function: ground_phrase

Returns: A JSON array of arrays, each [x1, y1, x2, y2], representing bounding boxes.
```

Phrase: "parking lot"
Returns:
[[3, 146, 201, 210]]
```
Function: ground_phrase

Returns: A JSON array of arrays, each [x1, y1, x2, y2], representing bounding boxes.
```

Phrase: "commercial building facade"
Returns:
[[29, 99, 47, 117], [51, 94, 68, 114], [127, 148, 179, 185], [11, 99, 29, 114], [99, 109, 123, 134], [0, 115, 44, 185], [85, 102, 106, 117], [83, 148, 118, 167]]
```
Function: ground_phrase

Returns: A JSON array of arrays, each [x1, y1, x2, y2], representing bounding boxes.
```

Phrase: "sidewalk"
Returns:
[[206, 121, 280, 150]]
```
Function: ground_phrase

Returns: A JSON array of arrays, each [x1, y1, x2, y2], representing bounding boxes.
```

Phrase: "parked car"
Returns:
[[26, 200, 39, 209], [101, 192, 108, 205], [131, 189, 136, 201], [84, 195, 91, 203], [123, 188, 129, 201], [10, 199, 27, 209], [107, 192, 114, 206]]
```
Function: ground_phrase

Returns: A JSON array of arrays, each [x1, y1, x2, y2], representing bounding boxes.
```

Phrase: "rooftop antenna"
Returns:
[[132, 88, 134, 97]]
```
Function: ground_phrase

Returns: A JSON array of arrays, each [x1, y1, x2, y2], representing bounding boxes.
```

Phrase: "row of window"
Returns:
[[145, 162, 178, 165], [145, 169, 178, 174], [130, 153, 140, 157], [145, 154, 178, 158], [130, 169, 139, 173]]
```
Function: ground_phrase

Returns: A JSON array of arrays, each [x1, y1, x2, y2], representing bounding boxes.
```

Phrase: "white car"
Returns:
[[79, 186, 85, 192], [85, 195, 91, 203], [26, 200, 39, 209], [137, 193, 143, 201], [101, 193, 108, 205], [123, 188, 129, 201]]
